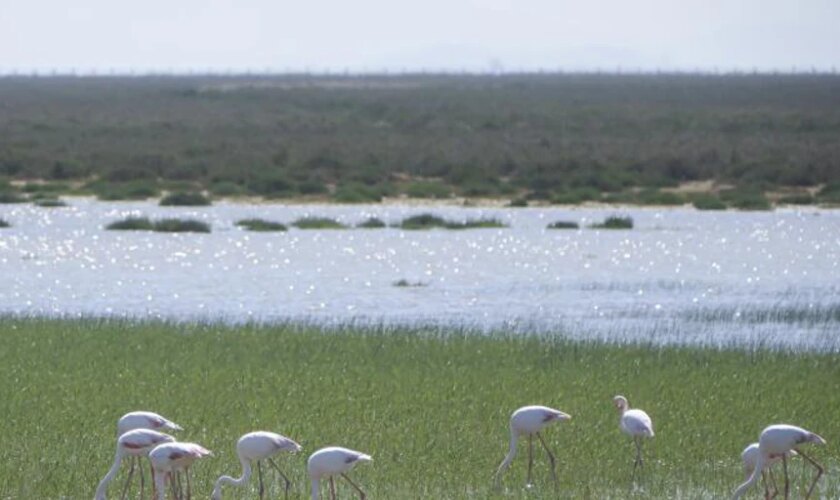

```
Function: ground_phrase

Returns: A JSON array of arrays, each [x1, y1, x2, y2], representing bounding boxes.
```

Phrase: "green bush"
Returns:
[[0, 192, 27, 204], [399, 214, 449, 229], [357, 217, 387, 228], [635, 189, 685, 205], [90, 180, 160, 200], [507, 197, 528, 207], [590, 215, 634, 229], [152, 218, 211, 233], [22, 182, 69, 194], [720, 189, 772, 210], [291, 217, 346, 229], [453, 218, 507, 229], [552, 187, 600, 204], [817, 183, 840, 203], [547, 220, 579, 229], [777, 194, 815, 205], [0, 218, 9, 228], [235, 218, 288, 232], [404, 181, 452, 199], [692, 195, 727, 210], [333, 183, 383, 203], [209, 181, 245, 197], [105, 217, 154, 231], [159, 192, 212, 206]]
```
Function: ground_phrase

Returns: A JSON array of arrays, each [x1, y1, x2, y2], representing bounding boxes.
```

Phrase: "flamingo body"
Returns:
[[308, 447, 372, 500], [613, 395, 653, 479], [211, 431, 302, 499], [493, 405, 572, 488], [95, 429, 175, 500], [149, 442, 212, 500], [741, 442, 795, 476], [732, 424, 826, 500], [117, 411, 183, 436]]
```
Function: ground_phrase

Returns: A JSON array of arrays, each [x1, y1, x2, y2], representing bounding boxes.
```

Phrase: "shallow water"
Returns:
[[1, 199, 838, 350]]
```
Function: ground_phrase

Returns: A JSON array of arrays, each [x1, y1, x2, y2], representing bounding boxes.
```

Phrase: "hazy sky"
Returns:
[[1, 0, 838, 73]]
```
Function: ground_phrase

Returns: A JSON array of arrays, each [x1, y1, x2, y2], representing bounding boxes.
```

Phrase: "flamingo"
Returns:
[[741, 442, 796, 499], [732, 425, 826, 500], [211, 431, 302, 499], [114, 411, 183, 497], [613, 395, 654, 479], [493, 405, 572, 489], [94, 429, 175, 500], [308, 446, 372, 500], [149, 442, 212, 500]]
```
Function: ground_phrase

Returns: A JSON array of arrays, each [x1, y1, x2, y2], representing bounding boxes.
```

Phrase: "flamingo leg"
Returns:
[[139, 458, 145, 500], [630, 436, 643, 483], [782, 454, 789, 500], [526, 434, 534, 485], [329, 476, 337, 500], [169, 472, 179, 500], [536, 432, 559, 490], [795, 449, 825, 499], [186, 467, 192, 500], [268, 457, 292, 498], [341, 473, 367, 500], [767, 466, 779, 500], [120, 456, 136, 500], [257, 461, 265, 499]]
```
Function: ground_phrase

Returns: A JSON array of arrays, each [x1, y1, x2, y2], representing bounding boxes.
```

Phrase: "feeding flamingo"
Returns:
[[308, 446, 372, 500], [149, 442, 212, 500], [113, 411, 183, 496], [493, 405, 572, 489], [741, 442, 796, 499], [613, 395, 654, 479], [732, 424, 826, 500], [211, 431, 302, 499], [94, 429, 175, 500]]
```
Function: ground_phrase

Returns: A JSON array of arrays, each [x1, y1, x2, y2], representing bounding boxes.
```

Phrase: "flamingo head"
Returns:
[[613, 395, 629, 412]]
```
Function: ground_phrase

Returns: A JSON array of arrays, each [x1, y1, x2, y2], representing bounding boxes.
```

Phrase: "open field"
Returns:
[[1, 319, 838, 498], [2, 74, 840, 206]]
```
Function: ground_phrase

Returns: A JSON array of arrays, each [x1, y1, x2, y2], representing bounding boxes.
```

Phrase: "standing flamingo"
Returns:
[[732, 424, 826, 500], [211, 431, 302, 499], [95, 429, 175, 500], [149, 442, 212, 500], [741, 442, 796, 499], [613, 395, 654, 479], [308, 447, 372, 500], [493, 405, 572, 489], [114, 411, 183, 497]]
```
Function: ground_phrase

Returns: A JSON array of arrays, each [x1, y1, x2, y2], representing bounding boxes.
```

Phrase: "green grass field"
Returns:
[[1, 319, 837, 498]]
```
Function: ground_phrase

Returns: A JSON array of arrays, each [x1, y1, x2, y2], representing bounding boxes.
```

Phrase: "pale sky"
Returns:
[[1, 0, 838, 74]]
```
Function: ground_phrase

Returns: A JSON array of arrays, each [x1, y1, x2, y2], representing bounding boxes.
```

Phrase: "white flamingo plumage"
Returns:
[[732, 425, 826, 500], [117, 411, 183, 436], [741, 442, 796, 499], [149, 442, 212, 500], [493, 405, 572, 489], [308, 447, 372, 500], [613, 395, 654, 478], [211, 431, 302, 499], [94, 429, 175, 500]]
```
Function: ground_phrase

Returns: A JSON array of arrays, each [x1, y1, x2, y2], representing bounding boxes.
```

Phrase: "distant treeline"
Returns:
[[1, 73, 839, 205]]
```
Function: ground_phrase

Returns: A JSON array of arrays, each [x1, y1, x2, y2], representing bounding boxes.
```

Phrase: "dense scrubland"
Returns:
[[1, 73, 840, 207], [0, 319, 838, 498]]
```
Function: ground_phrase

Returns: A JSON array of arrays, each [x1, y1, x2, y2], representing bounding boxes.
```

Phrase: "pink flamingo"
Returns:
[[741, 442, 796, 499], [308, 447, 372, 500], [149, 442, 212, 500], [211, 431, 302, 499], [732, 424, 826, 499], [493, 405, 572, 489], [115, 411, 183, 496], [613, 395, 654, 480], [95, 429, 175, 500]]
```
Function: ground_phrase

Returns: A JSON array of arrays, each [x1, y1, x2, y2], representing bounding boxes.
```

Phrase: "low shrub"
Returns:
[[159, 192, 212, 206], [692, 195, 727, 210], [90, 180, 160, 200], [152, 219, 211, 233], [0, 192, 27, 204], [333, 183, 383, 203], [393, 279, 428, 287], [357, 217, 387, 228], [0, 218, 9, 228], [291, 217, 346, 229], [209, 181, 245, 197], [106, 217, 154, 231], [507, 197, 528, 207], [399, 213, 506, 229], [777, 194, 815, 205], [590, 215, 634, 229], [547, 220, 579, 229], [33, 198, 67, 207], [235, 218, 288, 231], [404, 181, 451, 199]]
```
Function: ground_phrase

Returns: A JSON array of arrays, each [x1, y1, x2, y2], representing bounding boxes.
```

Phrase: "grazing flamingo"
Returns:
[[149, 442, 212, 500], [493, 405, 572, 489], [211, 431, 303, 499], [117, 411, 183, 435], [732, 425, 826, 500], [94, 429, 175, 500], [741, 442, 796, 499], [114, 411, 183, 496], [613, 395, 654, 479], [308, 447, 372, 500]]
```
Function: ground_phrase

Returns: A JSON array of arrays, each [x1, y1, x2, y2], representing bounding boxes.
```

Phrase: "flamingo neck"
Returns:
[[493, 430, 519, 486], [94, 451, 123, 500], [311, 478, 321, 500], [212, 457, 252, 498], [732, 454, 764, 499]]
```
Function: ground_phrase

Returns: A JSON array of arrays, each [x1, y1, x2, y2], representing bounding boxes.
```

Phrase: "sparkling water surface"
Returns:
[[1, 199, 838, 350]]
